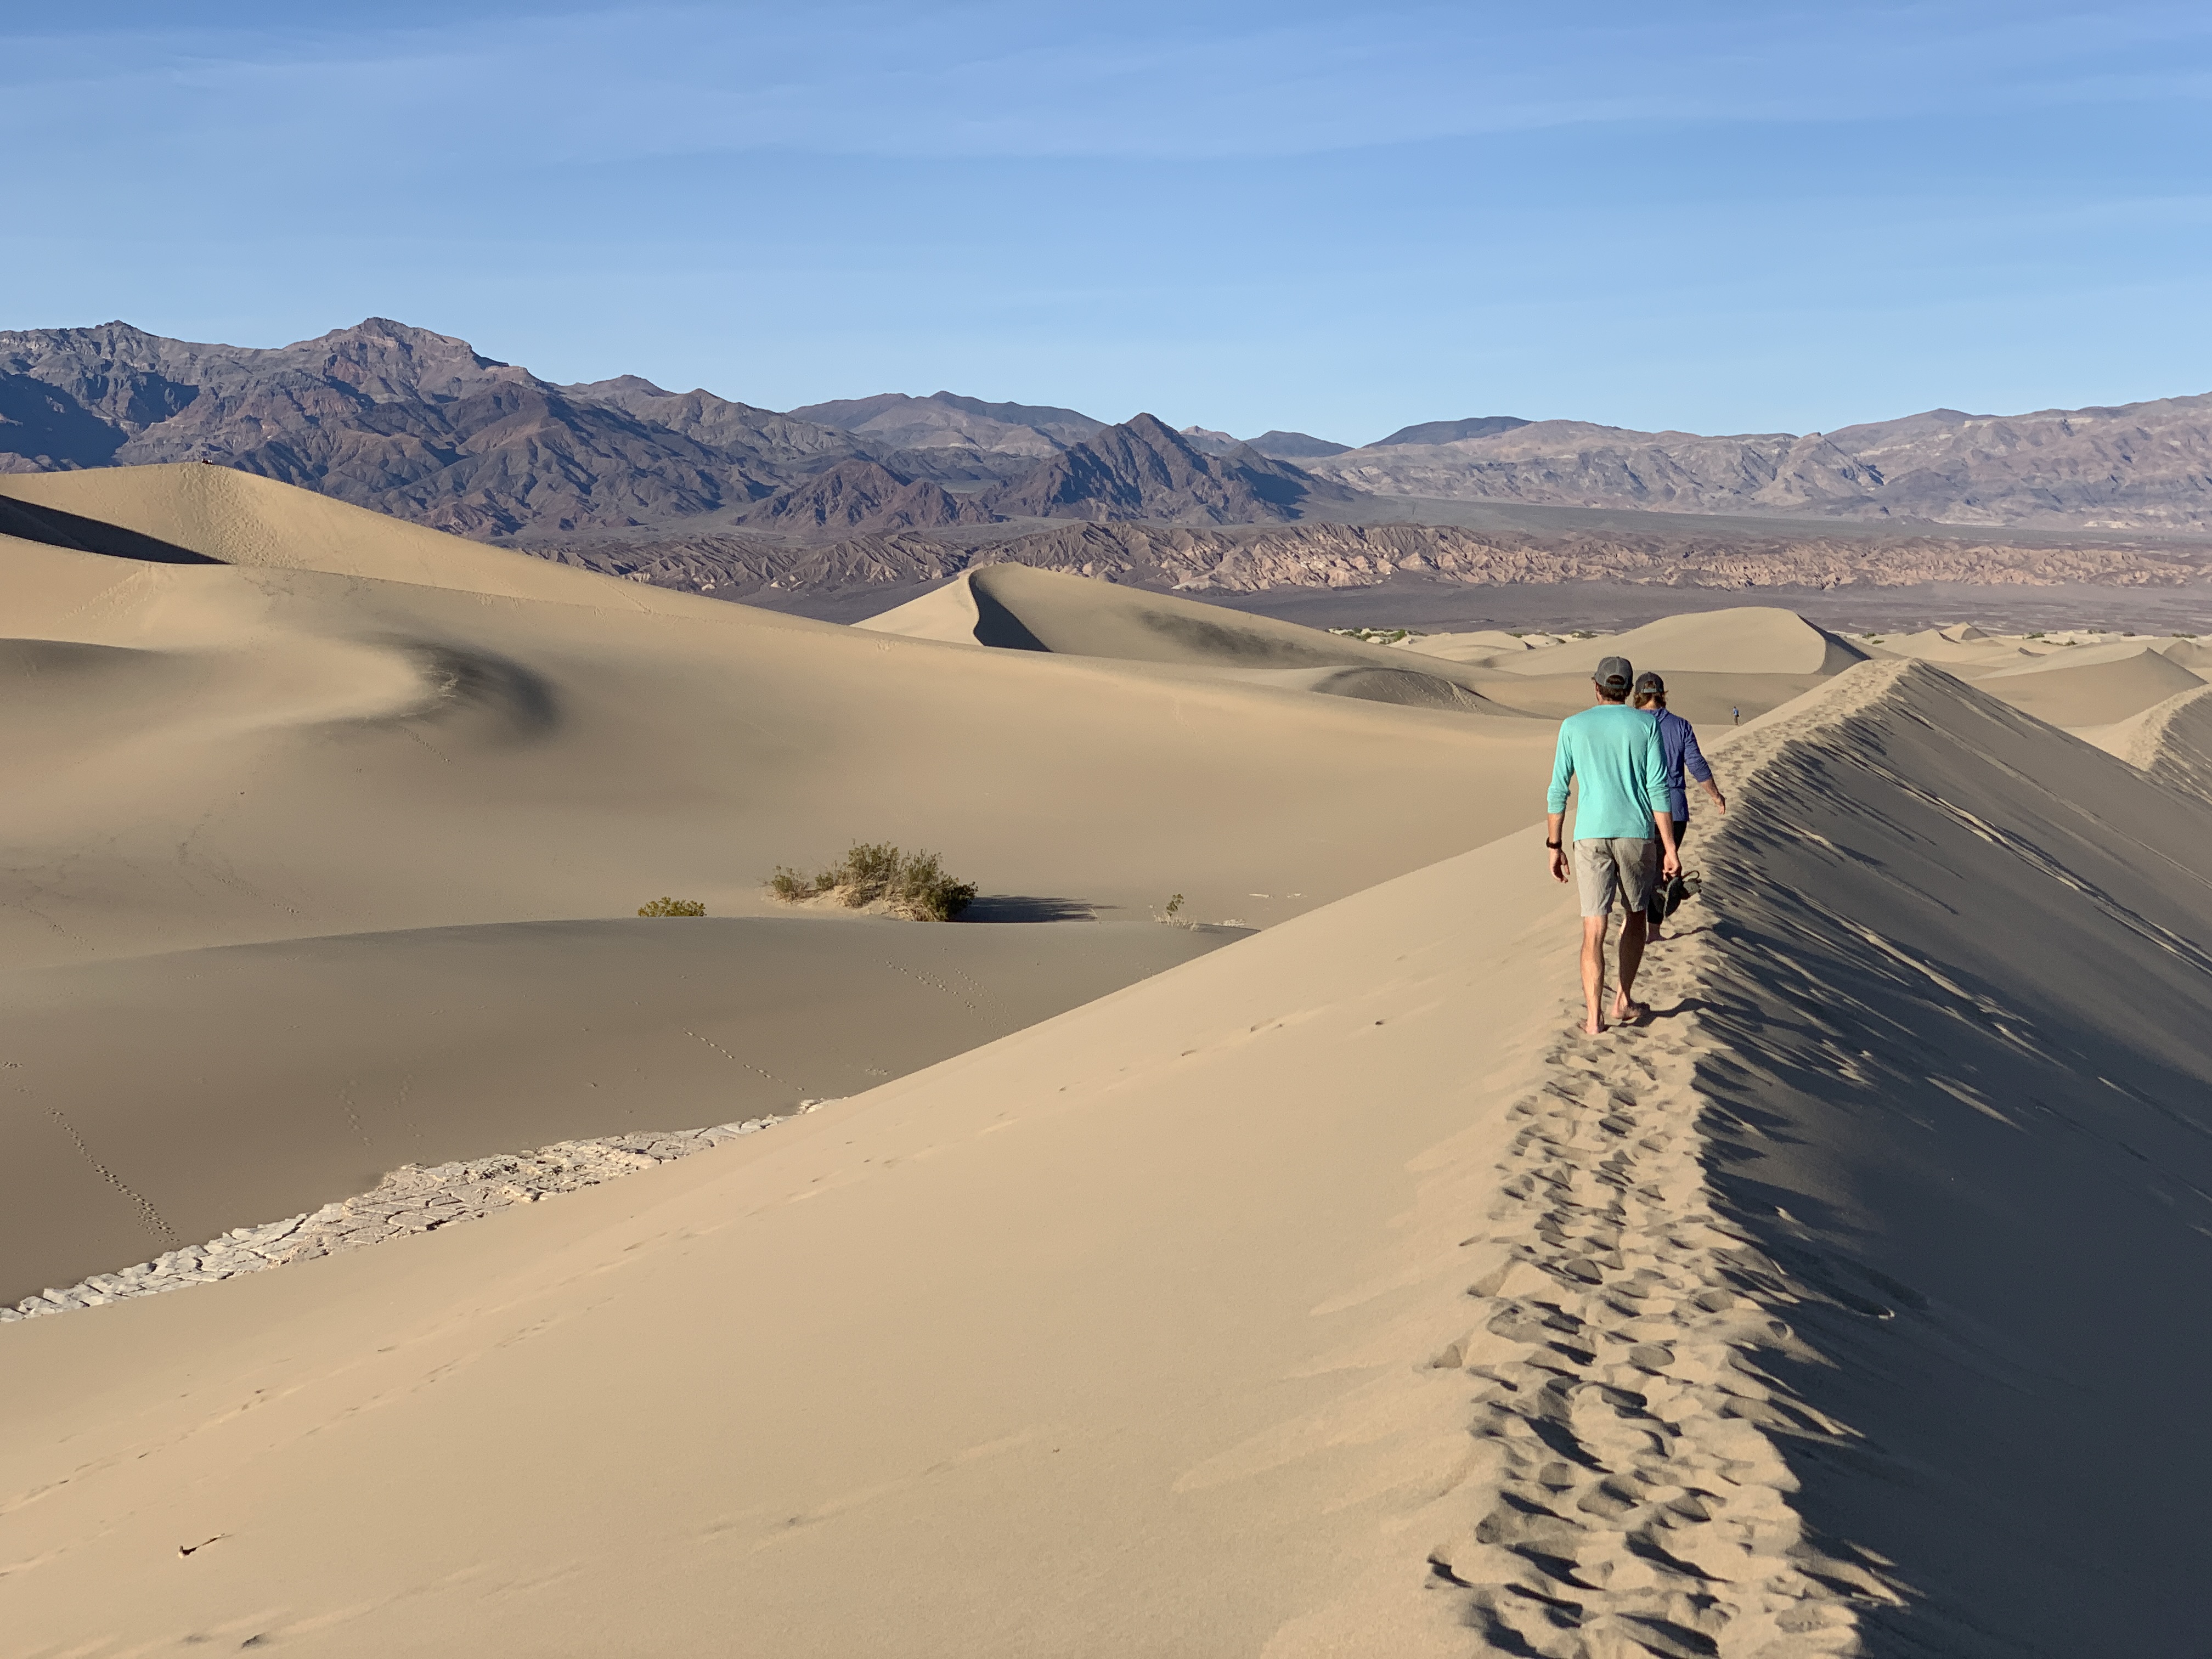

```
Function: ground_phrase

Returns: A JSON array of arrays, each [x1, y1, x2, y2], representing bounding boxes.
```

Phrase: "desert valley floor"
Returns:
[[4, 466, 2211, 1656]]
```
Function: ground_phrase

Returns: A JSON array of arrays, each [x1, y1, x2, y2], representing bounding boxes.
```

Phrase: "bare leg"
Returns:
[[1581, 914, 1609, 1035], [1613, 911, 1649, 1022]]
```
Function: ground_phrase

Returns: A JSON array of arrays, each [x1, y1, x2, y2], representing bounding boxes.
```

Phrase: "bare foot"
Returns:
[[1581, 1014, 1606, 1036], [1611, 996, 1650, 1025]]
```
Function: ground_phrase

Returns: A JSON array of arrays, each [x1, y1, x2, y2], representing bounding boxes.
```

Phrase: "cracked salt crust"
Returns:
[[3, 1102, 836, 1324]]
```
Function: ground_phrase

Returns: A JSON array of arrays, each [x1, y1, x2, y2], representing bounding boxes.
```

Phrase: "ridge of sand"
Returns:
[[9, 662, 2212, 1653], [1387, 628, 1550, 663], [1468, 607, 1867, 678], [1970, 645, 2205, 727], [2110, 681, 2212, 802], [857, 563, 1499, 684], [853, 573, 1846, 724], [0, 465, 760, 617]]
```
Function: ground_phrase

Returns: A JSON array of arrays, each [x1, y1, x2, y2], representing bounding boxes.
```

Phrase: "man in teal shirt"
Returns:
[[1545, 655, 1680, 1035]]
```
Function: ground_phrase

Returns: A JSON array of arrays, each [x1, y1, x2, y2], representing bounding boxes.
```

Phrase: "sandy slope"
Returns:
[[1401, 607, 1864, 724], [0, 469, 1557, 958], [1467, 608, 1869, 678], [2102, 681, 2212, 803], [856, 563, 1459, 673], [856, 563, 1511, 707], [0, 916, 1234, 1306], [0, 826, 1571, 1659], [1968, 645, 2206, 726], [9, 661, 2212, 1655], [860, 571, 1853, 725]]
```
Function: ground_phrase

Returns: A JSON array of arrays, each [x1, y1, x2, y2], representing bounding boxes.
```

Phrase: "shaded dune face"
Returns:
[[1619, 662, 2212, 1655], [386, 642, 561, 744], [0, 494, 221, 564]]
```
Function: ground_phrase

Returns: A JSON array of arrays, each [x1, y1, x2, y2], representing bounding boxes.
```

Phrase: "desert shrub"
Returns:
[[838, 841, 905, 905], [889, 849, 979, 922], [765, 842, 976, 921], [769, 865, 833, 902], [638, 896, 707, 917]]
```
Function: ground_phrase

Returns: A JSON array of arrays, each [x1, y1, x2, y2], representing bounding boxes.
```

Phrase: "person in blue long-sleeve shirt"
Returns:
[[1631, 672, 1725, 937]]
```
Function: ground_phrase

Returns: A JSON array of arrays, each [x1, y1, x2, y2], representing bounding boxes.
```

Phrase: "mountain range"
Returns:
[[0, 320, 1349, 537], [4, 318, 2212, 542]]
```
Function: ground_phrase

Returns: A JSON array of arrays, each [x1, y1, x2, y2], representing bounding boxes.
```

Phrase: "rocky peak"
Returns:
[[983, 412, 1359, 524]]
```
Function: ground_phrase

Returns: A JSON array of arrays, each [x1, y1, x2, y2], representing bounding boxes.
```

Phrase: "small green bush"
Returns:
[[638, 896, 707, 917], [769, 866, 833, 902], [765, 842, 977, 922]]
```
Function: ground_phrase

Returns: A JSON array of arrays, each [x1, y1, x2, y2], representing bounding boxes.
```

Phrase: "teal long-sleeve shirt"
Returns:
[[1546, 703, 1669, 840]]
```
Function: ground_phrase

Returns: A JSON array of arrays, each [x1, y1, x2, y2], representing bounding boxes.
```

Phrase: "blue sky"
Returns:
[[5, 1, 2210, 442]]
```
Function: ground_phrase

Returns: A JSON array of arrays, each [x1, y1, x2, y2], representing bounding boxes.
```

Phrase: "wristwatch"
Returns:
[[1544, 839, 1562, 849]]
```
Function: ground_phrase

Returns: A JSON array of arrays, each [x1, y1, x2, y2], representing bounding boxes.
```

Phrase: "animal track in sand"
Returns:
[[1426, 935, 1902, 1657], [1, 1103, 837, 1324]]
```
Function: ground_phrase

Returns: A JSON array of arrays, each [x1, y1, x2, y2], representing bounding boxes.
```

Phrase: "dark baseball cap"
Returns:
[[1633, 670, 1666, 696], [1593, 656, 1634, 694]]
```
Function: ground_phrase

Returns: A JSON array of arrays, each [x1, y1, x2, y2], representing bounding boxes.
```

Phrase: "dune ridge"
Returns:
[[8, 662, 2212, 1654], [2114, 682, 2212, 804]]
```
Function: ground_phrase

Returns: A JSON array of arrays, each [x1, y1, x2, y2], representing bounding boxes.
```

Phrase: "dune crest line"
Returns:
[[1430, 672, 1920, 1651]]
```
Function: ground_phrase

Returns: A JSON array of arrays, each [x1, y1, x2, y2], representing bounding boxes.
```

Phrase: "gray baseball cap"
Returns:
[[1593, 656, 1634, 694]]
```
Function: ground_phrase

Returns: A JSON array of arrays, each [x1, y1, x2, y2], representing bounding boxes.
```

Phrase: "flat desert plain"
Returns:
[[4, 466, 2212, 1657]]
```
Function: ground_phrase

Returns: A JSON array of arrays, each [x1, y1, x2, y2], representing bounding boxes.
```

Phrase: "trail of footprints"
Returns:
[[1431, 944, 1900, 1657]]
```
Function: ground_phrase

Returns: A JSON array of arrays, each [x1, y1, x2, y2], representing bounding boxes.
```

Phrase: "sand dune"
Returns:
[[1388, 628, 1550, 663], [8, 660, 2212, 1654], [1464, 606, 1868, 678], [1469, 668, 1828, 726], [0, 469, 1560, 960], [860, 562, 1496, 682], [0, 462, 688, 606], [2101, 682, 2212, 803], [856, 562, 1522, 714], [0, 916, 1234, 1306], [1971, 644, 2205, 726], [1862, 625, 2212, 725], [10, 465, 2212, 1655], [861, 574, 1847, 724]]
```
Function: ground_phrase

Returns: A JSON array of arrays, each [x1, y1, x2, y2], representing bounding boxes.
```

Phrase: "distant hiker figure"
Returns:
[[1633, 671, 1724, 939], [1546, 656, 1680, 1036]]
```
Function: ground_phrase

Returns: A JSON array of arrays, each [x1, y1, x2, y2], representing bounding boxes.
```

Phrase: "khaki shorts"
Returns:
[[1572, 837, 1658, 919]]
